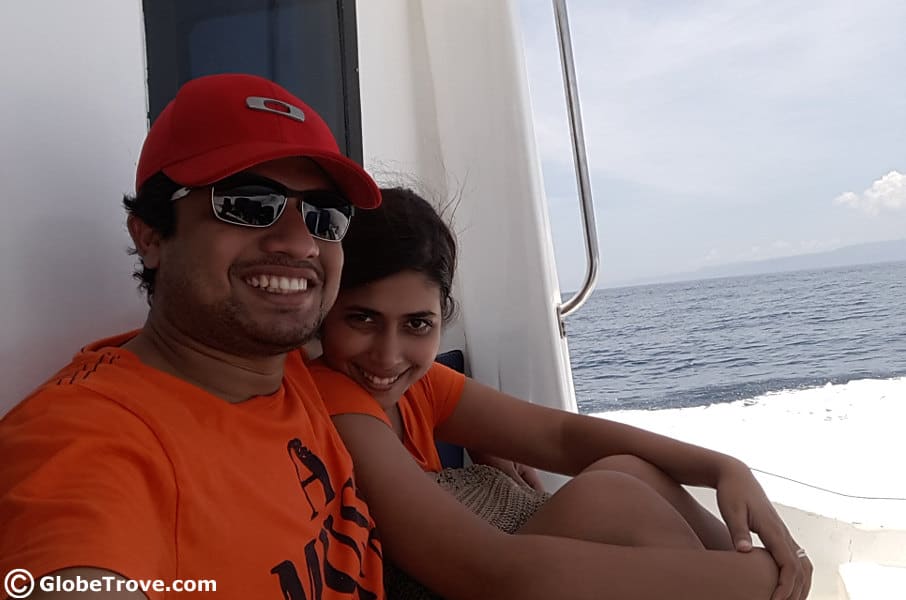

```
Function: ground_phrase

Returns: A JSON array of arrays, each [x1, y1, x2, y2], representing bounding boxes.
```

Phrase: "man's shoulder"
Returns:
[[3, 332, 178, 441], [2, 357, 159, 450], [20, 354, 146, 410], [16, 330, 142, 401], [42, 348, 135, 392]]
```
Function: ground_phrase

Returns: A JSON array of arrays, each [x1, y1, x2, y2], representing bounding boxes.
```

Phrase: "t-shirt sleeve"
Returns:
[[0, 385, 178, 593], [308, 360, 392, 427], [423, 362, 467, 427]]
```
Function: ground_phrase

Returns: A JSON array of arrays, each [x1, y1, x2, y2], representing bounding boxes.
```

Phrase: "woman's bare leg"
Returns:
[[585, 454, 734, 550], [516, 469, 703, 549]]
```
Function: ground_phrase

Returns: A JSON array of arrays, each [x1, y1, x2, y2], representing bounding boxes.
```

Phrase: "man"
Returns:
[[0, 74, 811, 600], [0, 74, 383, 599]]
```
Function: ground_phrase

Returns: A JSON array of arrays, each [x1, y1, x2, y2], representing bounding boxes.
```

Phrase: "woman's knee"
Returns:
[[586, 454, 734, 551], [518, 470, 702, 549], [586, 454, 684, 499], [586, 454, 660, 479]]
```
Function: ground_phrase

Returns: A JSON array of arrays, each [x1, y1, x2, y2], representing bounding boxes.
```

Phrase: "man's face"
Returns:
[[149, 157, 344, 357]]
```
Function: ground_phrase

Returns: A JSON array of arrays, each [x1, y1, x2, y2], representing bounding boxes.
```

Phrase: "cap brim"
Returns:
[[163, 142, 381, 209]]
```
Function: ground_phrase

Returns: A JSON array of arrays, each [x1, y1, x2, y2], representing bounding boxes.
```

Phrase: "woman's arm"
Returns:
[[434, 378, 810, 600], [436, 378, 735, 481], [333, 413, 781, 600]]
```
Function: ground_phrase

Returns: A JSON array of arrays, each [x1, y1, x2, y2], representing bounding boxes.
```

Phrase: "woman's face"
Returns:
[[320, 270, 443, 409]]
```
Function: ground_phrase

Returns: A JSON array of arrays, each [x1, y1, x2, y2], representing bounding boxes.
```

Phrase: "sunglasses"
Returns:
[[170, 174, 355, 242]]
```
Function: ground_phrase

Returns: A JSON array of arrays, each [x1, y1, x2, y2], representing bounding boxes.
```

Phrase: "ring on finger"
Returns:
[[795, 548, 808, 559]]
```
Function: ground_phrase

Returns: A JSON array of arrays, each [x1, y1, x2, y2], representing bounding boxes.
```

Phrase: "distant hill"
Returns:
[[690, 239, 906, 279], [614, 239, 906, 288]]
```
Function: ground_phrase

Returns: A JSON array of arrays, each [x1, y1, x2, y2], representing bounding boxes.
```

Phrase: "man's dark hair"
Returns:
[[340, 187, 458, 324], [122, 172, 181, 303]]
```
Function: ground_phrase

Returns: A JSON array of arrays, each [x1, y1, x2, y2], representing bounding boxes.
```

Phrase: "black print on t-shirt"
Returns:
[[288, 438, 336, 518], [272, 438, 381, 599]]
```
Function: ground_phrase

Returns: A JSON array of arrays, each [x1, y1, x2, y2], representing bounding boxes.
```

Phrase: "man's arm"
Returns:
[[0, 389, 177, 600]]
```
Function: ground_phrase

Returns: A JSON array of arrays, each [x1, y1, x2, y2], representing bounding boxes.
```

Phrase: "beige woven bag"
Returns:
[[384, 464, 551, 600]]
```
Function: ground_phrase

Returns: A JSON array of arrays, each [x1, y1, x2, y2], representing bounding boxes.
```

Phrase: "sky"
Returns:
[[517, 0, 906, 290]]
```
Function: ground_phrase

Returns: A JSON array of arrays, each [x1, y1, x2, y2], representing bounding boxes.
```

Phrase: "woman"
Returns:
[[309, 187, 811, 600]]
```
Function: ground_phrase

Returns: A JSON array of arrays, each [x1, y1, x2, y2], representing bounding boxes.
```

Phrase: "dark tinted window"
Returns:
[[143, 0, 362, 162]]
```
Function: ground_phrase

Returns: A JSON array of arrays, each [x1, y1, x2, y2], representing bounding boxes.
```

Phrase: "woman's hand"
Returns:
[[715, 459, 813, 600], [468, 451, 546, 492]]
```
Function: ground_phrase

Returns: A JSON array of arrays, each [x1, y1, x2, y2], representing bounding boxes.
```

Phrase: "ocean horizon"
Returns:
[[566, 260, 906, 414]]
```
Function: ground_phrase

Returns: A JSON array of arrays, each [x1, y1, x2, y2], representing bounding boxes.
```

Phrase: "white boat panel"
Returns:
[[357, 0, 577, 413], [838, 563, 906, 600], [0, 0, 148, 414]]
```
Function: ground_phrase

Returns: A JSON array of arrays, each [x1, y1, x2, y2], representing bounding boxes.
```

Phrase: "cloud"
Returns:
[[518, 1, 906, 285], [520, 0, 906, 201], [834, 171, 906, 215]]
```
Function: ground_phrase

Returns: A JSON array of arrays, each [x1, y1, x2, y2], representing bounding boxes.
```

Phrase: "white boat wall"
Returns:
[[355, 0, 577, 417], [0, 0, 150, 410], [1, 1, 902, 598], [0, 0, 575, 419]]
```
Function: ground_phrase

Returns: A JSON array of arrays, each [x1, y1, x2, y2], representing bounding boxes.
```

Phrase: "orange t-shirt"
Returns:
[[0, 333, 383, 600], [308, 360, 466, 473]]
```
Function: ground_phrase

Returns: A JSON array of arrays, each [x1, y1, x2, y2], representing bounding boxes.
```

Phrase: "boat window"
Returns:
[[142, 0, 362, 163]]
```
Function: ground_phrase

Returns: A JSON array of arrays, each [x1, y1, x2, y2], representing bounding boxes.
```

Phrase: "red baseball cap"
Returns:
[[135, 73, 380, 209]]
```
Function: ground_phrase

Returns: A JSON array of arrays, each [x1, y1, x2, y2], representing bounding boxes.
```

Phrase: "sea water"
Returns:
[[566, 261, 906, 524], [568, 261, 906, 413]]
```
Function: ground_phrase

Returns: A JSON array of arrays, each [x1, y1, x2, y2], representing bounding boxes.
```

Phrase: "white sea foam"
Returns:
[[594, 376, 906, 529]]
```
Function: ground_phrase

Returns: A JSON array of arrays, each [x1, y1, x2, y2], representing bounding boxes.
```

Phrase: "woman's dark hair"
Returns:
[[122, 171, 181, 303], [341, 187, 458, 324]]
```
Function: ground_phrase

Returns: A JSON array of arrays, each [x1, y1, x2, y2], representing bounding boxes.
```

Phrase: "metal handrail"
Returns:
[[552, 0, 600, 319]]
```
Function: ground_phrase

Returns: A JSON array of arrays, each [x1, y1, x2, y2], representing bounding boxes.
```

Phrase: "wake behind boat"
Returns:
[[601, 375, 906, 599]]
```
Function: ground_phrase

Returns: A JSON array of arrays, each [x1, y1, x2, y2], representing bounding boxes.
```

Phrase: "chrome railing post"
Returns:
[[552, 0, 600, 321]]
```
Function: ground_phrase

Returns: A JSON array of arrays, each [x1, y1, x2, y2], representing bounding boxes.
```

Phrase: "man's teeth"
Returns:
[[245, 275, 309, 294], [362, 370, 402, 386]]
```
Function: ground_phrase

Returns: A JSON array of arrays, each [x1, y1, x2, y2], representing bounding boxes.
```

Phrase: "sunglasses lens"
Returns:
[[212, 185, 286, 227], [211, 182, 353, 239], [300, 191, 354, 241]]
